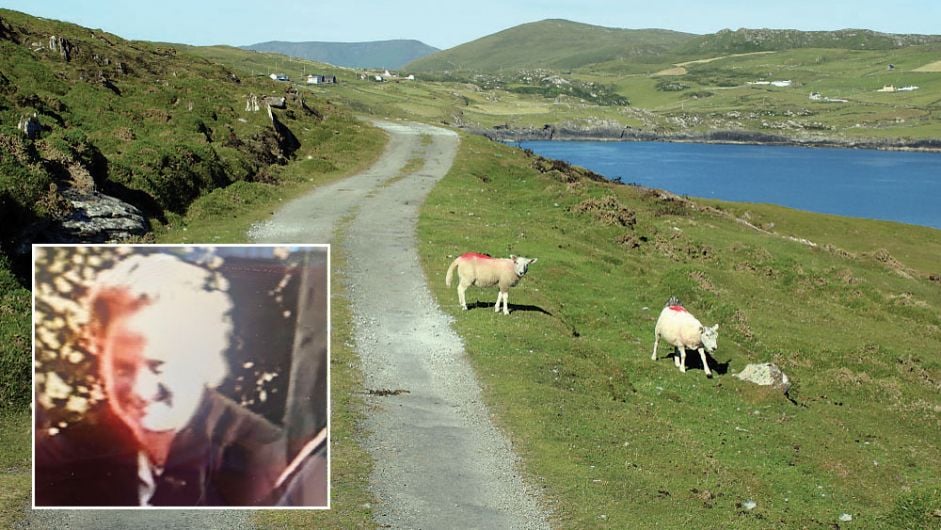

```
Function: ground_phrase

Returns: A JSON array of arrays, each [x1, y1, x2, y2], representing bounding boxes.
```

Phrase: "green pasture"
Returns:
[[417, 133, 941, 528]]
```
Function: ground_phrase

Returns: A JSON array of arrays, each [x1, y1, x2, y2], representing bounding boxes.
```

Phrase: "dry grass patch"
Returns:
[[913, 60, 941, 72]]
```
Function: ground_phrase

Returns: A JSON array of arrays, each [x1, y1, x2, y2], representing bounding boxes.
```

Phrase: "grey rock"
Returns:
[[18, 113, 40, 139], [264, 96, 287, 109], [246, 93, 260, 112], [48, 35, 74, 61], [735, 362, 791, 392], [57, 188, 149, 242]]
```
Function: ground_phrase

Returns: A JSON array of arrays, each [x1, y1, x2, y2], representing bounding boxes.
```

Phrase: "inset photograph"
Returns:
[[32, 245, 329, 508]]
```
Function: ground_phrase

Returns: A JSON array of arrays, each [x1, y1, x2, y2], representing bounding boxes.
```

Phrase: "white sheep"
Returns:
[[445, 253, 537, 315], [652, 297, 719, 377]]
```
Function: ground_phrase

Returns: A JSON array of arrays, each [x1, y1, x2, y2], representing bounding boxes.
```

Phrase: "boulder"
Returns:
[[264, 96, 286, 109], [246, 93, 260, 112], [735, 363, 791, 393], [18, 113, 40, 139], [56, 188, 149, 242]]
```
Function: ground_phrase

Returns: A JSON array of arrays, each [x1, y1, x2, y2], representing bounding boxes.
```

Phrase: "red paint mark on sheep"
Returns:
[[461, 252, 493, 260], [668, 305, 687, 312]]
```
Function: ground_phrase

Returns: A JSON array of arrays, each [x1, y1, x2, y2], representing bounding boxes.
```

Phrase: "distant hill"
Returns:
[[406, 20, 941, 73], [405, 19, 695, 72], [242, 39, 439, 69], [676, 28, 941, 55]]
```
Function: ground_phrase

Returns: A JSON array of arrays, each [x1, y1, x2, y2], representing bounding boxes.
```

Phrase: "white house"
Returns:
[[270, 73, 289, 82]]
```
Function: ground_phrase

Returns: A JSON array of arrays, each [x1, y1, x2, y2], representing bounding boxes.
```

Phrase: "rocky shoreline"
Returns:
[[466, 125, 941, 153]]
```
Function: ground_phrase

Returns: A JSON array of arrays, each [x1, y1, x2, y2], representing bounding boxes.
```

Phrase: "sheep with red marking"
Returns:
[[652, 297, 719, 377], [445, 253, 537, 315]]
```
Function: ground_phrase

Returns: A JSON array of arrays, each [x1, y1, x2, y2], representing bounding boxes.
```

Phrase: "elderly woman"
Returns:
[[36, 252, 286, 507]]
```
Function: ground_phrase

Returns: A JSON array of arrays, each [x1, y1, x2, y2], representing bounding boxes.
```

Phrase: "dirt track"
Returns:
[[255, 120, 550, 528]]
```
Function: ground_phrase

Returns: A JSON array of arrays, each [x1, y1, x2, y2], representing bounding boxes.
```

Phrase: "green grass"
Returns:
[[0, 410, 31, 529], [417, 133, 941, 528]]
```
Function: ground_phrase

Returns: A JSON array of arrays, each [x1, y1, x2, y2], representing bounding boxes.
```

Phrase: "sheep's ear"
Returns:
[[712, 324, 719, 332], [529, 257, 538, 264], [510, 254, 517, 261], [699, 325, 705, 334]]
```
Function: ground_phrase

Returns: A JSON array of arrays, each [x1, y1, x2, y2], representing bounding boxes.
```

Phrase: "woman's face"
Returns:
[[98, 303, 209, 438]]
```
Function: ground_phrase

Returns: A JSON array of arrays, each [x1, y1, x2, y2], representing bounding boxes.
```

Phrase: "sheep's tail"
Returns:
[[666, 295, 681, 307], [445, 257, 460, 287]]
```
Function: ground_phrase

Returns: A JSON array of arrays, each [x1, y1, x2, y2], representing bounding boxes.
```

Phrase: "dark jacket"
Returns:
[[35, 389, 286, 507]]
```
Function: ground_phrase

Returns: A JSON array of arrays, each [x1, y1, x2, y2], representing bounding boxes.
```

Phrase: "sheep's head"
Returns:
[[511, 255, 537, 277], [701, 324, 719, 352]]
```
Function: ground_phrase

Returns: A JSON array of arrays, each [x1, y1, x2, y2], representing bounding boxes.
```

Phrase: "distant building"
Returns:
[[307, 74, 338, 85], [877, 85, 896, 92], [770, 80, 792, 87], [897, 85, 919, 92], [270, 73, 289, 82]]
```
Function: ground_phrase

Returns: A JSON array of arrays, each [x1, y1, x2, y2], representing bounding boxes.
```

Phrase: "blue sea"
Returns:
[[519, 141, 941, 230]]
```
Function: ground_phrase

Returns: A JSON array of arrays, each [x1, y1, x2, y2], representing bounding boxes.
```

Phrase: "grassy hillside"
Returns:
[[677, 28, 941, 56], [418, 134, 941, 528], [1, 12, 386, 525], [0, 7, 384, 403], [406, 19, 694, 72], [242, 39, 439, 69]]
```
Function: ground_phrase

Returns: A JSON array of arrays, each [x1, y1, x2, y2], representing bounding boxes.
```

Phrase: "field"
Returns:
[[417, 134, 941, 527]]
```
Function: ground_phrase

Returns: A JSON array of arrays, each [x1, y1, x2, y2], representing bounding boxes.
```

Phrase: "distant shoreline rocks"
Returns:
[[468, 125, 941, 153]]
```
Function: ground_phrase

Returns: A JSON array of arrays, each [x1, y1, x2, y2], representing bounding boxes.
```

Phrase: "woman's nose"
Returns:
[[132, 365, 161, 401]]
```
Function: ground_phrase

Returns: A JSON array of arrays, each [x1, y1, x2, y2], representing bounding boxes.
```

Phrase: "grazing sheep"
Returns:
[[652, 297, 719, 377], [445, 253, 537, 315]]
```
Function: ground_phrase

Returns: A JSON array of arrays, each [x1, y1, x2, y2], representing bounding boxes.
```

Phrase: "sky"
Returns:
[[1, 1, 938, 50]]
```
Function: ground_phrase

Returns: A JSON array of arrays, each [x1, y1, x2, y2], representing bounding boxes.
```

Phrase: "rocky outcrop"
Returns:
[[52, 188, 148, 243], [472, 125, 941, 153], [246, 93, 260, 112], [264, 96, 286, 109], [48, 35, 74, 61], [735, 363, 791, 393], [17, 113, 41, 139]]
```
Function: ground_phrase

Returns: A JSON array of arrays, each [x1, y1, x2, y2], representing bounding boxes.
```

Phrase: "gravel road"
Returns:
[[255, 119, 550, 528], [23, 120, 549, 529]]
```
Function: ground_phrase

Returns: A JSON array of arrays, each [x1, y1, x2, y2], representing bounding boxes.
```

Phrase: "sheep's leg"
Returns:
[[501, 290, 510, 315], [651, 333, 660, 361], [698, 348, 713, 378], [678, 346, 687, 372], [458, 282, 469, 310], [494, 291, 502, 312]]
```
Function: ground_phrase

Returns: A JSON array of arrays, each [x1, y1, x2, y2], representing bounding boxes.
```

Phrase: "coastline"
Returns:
[[465, 125, 941, 153]]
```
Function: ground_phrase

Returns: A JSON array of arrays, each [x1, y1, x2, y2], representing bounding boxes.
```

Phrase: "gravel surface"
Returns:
[[23, 120, 549, 529], [257, 119, 550, 528]]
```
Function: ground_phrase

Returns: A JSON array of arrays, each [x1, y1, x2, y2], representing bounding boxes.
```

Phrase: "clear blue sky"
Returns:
[[1, 0, 937, 50]]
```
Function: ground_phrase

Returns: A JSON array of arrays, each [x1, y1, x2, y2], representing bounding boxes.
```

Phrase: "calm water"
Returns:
[[519, 141, 941, 229]]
